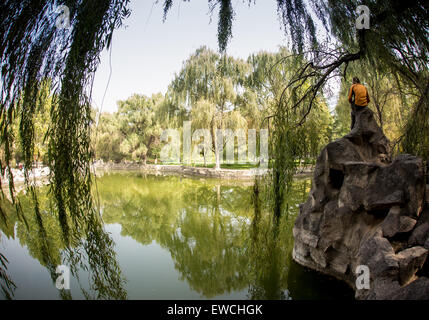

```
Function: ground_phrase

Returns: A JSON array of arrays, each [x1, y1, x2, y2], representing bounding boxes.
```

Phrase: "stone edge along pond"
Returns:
[[92, 163, 314, 180], [1, 163, 315, 191]]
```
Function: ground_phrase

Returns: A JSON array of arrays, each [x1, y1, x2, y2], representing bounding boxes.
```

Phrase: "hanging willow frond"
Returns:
[[1, 0, 131, 299]]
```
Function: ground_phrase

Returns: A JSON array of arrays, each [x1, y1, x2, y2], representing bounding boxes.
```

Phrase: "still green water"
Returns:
[[0, 171, 353, 300]]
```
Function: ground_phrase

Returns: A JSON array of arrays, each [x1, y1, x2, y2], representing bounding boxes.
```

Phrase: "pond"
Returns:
[[0, 171, 353, 300]]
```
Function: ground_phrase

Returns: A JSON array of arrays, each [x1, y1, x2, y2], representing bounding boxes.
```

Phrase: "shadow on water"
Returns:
[[0, 171, 354, 300], [248, 178, 354, 300]]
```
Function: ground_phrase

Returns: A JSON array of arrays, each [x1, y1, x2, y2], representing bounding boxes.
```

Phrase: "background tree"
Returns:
[[169, 46, 250, 169], [1, 3, 133, 293], [334, 61, 418, 148], [92, 46, 333, 169], [93, 112, 123, 162], [116, 94, 163, 165], [332, 82, 353, 139]]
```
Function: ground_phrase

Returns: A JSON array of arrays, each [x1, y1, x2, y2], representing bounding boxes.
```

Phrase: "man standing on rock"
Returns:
[[348, 77, 370, 130]]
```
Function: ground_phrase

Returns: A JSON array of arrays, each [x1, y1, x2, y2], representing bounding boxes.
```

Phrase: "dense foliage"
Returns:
[[0, 0, 132, 299], [1, 0, 428, 299], [90, 47, 333, 169]]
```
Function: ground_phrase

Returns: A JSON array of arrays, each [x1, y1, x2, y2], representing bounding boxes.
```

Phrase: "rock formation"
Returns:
[[292, 106, 429, 299]]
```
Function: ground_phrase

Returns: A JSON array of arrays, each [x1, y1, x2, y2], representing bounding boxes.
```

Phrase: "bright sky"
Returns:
[[91, 0, 288, 114]]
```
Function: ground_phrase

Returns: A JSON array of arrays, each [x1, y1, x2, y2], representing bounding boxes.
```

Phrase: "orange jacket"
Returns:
[[348, 83, 370, 107]]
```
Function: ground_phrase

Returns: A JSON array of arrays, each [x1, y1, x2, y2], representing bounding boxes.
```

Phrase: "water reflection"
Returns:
[[96, 172, 351, 299], [0, 171, 353, 299], [0, 180, 127, 299], [97, 174, 253, 298]]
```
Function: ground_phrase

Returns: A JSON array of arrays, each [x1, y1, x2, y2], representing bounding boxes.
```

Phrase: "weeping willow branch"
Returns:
[[0, 252, 16, 299], [265, 44, 362, 219], [1, 0, 131, 299], [269, 42, 427, 219], [281, 49, 360, 126], [400, 80, 429, 160]]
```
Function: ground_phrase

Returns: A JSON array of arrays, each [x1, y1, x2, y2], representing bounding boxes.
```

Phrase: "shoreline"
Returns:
[[93, 163, 315, 180], [1, 167, 50, 187], [1, 163, 315, 191]]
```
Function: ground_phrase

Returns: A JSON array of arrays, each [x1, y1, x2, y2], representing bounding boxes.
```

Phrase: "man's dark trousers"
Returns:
[[350, 104, 366, 130]]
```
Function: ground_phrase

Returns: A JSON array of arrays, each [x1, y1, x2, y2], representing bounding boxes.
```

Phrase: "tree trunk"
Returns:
[[211, 116, 221, 170], [215, 141, 220, 170], [375, 102, 383, 130]]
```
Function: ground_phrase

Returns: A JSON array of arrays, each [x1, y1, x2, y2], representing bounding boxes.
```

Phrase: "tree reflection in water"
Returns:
[[1, 172, 352, 299], [0, 250, 15, 299], [0, 182, 127, 299], [96, 172, 328, 299]]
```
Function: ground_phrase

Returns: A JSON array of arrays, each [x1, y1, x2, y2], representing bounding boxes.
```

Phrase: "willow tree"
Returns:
[[2, 0, 426, 225], [1, 0, 427, 229], [1, 0, 428, 297], [243, 48, 332, 217], [164, 0, 429, 166], [169, 46, 250, 169], [334, 61, 416, 146], [1, 0, 131, 299], [166, 0, 428, 219]]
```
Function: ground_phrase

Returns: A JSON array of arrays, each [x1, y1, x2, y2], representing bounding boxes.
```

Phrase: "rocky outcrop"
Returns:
[[292, 106, 429, 300]]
